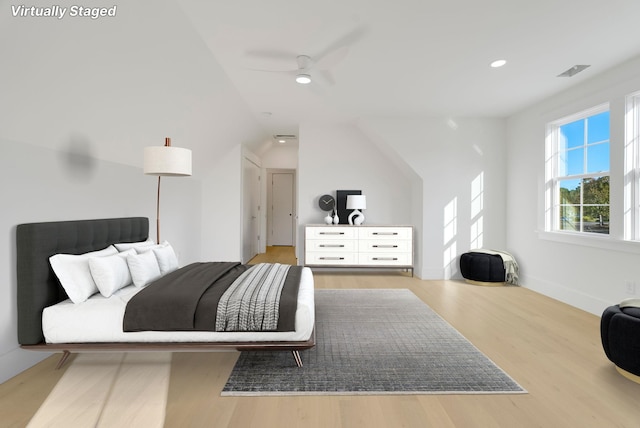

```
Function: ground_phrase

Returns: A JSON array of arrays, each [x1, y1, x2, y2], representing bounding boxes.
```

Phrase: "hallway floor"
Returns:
[[247, 246, 297, 265]]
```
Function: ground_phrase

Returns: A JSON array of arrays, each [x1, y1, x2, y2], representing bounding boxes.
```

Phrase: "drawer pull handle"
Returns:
[[319, 232, 345, 235], [319, 244, 345, 248], [373, 257, 398, 261], [319, 257, 345, 260], [373, 245, 398, 248], [372, 232, 398, 236]]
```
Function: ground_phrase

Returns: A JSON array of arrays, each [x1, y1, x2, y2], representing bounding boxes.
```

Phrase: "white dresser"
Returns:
[[304, 225, 413, 274]]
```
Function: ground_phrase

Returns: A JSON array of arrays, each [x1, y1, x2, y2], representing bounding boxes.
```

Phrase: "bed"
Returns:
[[16, 217, 315, 368]]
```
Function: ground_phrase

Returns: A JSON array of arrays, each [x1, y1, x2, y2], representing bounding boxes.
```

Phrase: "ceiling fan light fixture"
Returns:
[[296, 73, 311, 84]]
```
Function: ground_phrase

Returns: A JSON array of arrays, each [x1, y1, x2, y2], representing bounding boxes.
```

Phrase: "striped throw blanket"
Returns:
[[215, 263, 291, 331]]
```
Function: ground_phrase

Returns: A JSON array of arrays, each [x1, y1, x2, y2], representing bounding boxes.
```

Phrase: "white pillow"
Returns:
[[114, 239, 155, 252], [89, 249, 135, 297], [127, 250, 162, 287], [134, 240, 169, 254], [49, 245, 118, 304], [153, 244, 179, 275]]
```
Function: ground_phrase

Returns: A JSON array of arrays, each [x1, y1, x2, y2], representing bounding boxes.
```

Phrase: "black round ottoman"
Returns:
[[459, 252, 505, 285], [601, 299, 640, 383]]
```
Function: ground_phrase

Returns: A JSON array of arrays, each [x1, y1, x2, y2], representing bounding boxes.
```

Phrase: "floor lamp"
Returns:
[[144, 137, 192, 244]]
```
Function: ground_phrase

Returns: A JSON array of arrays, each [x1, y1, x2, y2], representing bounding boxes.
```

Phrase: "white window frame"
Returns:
[[545, 103, 610, 235], [624, 91, 640, 241]]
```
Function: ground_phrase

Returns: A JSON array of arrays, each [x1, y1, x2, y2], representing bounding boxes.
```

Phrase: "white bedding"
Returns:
[[43, 267, 315, 343]]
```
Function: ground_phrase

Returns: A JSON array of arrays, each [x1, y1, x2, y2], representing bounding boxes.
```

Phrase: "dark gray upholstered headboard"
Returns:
[[16, 217, 149, 345]]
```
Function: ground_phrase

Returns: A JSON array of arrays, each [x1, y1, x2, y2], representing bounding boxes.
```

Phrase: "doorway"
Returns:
[[268, 170, 295, 246]]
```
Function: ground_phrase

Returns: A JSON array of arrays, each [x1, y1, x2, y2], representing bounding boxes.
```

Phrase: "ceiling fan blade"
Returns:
[[243, 49, 298, 71], [314, 70, 336, 86], [313, 25, 367, 69], [247, 68, 296, 74], [314, 46, 349, 70]]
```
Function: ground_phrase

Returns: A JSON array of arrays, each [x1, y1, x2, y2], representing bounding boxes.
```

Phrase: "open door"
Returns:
[[242, 156, 261, 262]]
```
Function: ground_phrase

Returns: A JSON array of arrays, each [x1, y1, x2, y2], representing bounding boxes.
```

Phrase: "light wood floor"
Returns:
[[2, 247, 639, 427], [248, 245, 299, 265]]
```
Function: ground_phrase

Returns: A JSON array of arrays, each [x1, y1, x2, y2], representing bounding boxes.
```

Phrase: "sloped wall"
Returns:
[[358, 117, 507, 279], [0, 1, 263, 382]]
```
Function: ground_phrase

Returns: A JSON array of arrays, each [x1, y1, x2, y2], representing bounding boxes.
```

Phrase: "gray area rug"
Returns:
[[222, 289, 525, 396]]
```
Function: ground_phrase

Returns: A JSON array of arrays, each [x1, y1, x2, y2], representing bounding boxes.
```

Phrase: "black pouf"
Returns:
[[601, 304, 640, 381], [460, 252, 505, 283]]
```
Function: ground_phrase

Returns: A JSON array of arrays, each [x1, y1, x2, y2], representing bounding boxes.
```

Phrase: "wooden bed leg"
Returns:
[[292, 350, 303, 367], [55, 350, 71, 370]]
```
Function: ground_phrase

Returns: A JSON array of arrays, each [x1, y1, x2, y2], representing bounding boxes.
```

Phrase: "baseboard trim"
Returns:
[[518, 274, 610, 316], [0, 346, 52, 384]]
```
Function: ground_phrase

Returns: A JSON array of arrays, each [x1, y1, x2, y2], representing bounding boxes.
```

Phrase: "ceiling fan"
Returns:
[[293, 54, 318, 85], [243, 25, 366, 87]]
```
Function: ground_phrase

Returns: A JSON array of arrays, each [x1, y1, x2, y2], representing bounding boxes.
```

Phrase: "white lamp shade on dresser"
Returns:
[[346, 195, 366, 210], [346, 195, 366, 225], [144, 146, 192, 176]]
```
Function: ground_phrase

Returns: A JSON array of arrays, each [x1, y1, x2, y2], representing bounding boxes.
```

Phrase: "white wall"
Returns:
[[507, 55, 640, 315], [297, 121, 415, 264], [200, 145, 244, 262], [0, 1, 264, 382], [261, 143, 299, 169], [0, 139, 201, 383], [359, 117, 507, 279]]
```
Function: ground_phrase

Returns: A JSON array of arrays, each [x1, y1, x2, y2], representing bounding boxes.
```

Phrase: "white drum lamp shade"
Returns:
[[144, 146, 192, 176], [144, 138, 192, 243], [347, 195, 366, 225]]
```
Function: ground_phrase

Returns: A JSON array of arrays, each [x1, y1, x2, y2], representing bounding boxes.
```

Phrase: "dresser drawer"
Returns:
[[358, 253, 412, 266], [305, 224, 413, 271], [306, 227, 356, 239], [306, 239, 357, 252], [306, 252, 358, 265], [358, 240, 412, 253], [358, 227, 412, 240]]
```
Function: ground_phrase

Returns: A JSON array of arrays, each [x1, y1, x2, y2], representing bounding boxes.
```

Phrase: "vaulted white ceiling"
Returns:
[[179, 0, 640, 144], [4, 1, 640, 168]]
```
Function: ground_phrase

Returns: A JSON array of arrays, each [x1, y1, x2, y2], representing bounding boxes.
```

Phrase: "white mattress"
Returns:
[[43, 267, 315, 343]]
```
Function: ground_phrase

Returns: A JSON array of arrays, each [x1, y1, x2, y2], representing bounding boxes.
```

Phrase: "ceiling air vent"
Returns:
[[273, 134, 298, 144], [557, 65, 590, 77]]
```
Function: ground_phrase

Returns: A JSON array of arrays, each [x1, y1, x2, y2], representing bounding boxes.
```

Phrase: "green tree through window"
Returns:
[[549, 107, 610, 234]]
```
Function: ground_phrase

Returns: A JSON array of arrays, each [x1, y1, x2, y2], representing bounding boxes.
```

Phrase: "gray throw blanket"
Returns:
[[215, 263, 291, 331]]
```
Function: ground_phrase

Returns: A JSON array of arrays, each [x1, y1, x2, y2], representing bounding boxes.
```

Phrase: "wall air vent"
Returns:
[[557, 65, 590, 77]]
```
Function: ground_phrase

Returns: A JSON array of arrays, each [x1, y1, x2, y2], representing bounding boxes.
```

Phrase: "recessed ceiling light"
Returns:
[[295, 73, 311, 84], [278, 139, 286, 143], [490, 59, 507, 68]]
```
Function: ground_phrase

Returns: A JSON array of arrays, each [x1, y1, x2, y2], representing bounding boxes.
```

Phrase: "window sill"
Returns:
[[537, 230, 640, 254]]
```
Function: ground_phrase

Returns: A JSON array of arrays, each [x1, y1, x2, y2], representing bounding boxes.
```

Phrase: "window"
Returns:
[[546, 105, 610, 234], [625, 91, 640, 240]]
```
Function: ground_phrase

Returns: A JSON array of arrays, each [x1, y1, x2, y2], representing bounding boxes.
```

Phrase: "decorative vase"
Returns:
[[324, 213, 333, 225], [333, 210, 340, 224]]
